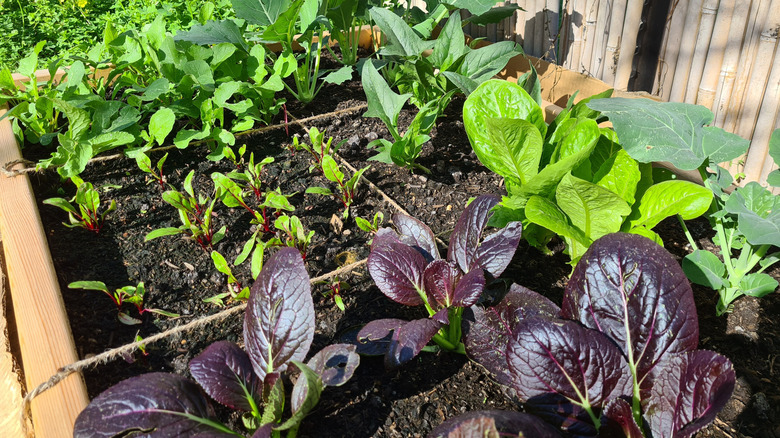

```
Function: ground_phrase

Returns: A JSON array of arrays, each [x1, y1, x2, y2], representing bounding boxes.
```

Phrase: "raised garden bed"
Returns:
[[2, 41, 780, 438]]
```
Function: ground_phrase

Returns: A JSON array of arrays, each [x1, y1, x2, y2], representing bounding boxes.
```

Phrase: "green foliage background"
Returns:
[[0, 0, 233, 70]]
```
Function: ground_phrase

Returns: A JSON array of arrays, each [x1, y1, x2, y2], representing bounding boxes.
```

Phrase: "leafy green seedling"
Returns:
[[43, 176, 116, 233], [145, 170, 226, 250], [204, 251, 250, 306], [306, 155, 370, 219], [269, 215, 315, 259], [318, 276, 350, 311], [294, 127, 345, 170], [224, 146, 275, 201], [135, 152, 168, 189], [356, 211, 384, 235], [68, 280, 179, 325], [213, 172, 294, 233]]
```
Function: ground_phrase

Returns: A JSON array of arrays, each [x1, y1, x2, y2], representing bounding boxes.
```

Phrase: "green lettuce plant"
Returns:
[[463, 80, 713, 265], [588, 98, 779, 314]]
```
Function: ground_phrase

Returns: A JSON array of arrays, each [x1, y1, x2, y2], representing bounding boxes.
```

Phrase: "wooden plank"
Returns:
[[0, 236, 29, 437], [0, 108, 89, 436]]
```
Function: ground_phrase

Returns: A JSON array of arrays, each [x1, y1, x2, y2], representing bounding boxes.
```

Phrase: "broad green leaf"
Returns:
[[17, 41, 45, 78], [43, 198, 77, 214], [149, 108, 175, 145], [768, 128, 780, 166], [767, 169, 780, 187], [430, 13, 468, 71], [441, 71, 480, 95], [724, 182, 780, 247], [592, 149, 641, 205], [232, 0, 291, 26], [321, 155, 344, 183], [51, 98, 90, 139], [463, 81, 547, 161], [141, 78, 171, 101], [556, 173, 631, 241], [587, 98, 749, 170], [482, 117, 543, 186], [525, 195, 591, 247], [361, 60, 409, 138], [682, 250, 726, 290], [212, 173, 245, 208], [465, 4, 522, 25], [0, 68, 15, 90], [760, 251, 780, 270], [210, 43, 237, 67], [740, 273, 778, 297], [68, 280, 109, 292], [65, 61, 85, 90], [369, 6, 432, 58], [174, 128, 210, 149], [458, 41, 521, 83], [183, 60, 215, 90], [58, 141, 93, 178], [326, 0, 358, 32], [305, 187, 333, 196], [214, 81, 242, 107], [322, 66, 353, 85], [210, 251, 232, 276], [557, 118, 600, 161], [145, 227, 183, 240], [441, 0, 504, 15], [260, 0, 304, 43], [145, 16, 166, 51], [174, 19, 249, 52], [516, 122, 600, 198], [627, 180, 713, 230]]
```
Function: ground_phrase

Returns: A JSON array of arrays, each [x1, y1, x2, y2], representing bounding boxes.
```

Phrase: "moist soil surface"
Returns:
[[18, 76, 780, 438]]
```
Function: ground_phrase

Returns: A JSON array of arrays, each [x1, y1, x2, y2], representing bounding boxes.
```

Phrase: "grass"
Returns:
[[0, 0, 233, 70]]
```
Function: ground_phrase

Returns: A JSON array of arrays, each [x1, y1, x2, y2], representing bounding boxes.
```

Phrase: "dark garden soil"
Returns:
[[18, 76, 780, 438]]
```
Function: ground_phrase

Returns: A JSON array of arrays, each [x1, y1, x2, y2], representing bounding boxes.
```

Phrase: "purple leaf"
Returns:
[[386, 318, 442, 368], [251, 424, 274, 438], [393, 212, 440, 260], [189, 341, 261, 411], [464, 285, 560, 388], [358, 318, 407, 341], [244, 247, 314, 382], [474, 221, 523, 276], [432, 307, 450, 324], [452, 268, 485, 307], [525, 393, 599, 437], [562, 233, 699, 394], [600, 398, 644, 438], [423, 259, 460, 307], [306, 344, 360, 387], [73, 373, 232, 437], [368, 230, 428, 306], [428, 410, 562, 438], [448, 195, 500, 273], [507, 318, 632, 413], [288, 361, 323, 426], [645, 350, 735, 438]]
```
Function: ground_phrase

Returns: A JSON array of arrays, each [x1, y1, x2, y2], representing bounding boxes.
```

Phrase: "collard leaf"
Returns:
[[244, 248, 314, 382], [463, 80, 547, 171], [392, 212, 440, 260], [627, 180, 713, 230], [724, 182, 780, 247], [306, 344, 360, 387], [175, 19, 249, 52], [586, 98, 748, 170], [563, 233, 700, 394], [769, 128, 780, 166], [507, 318, 632, 410], [322, 65, 354, 84], [232, 0, 291, 26], [189, 341, 262, 411], [73, 373, 232, 437], [442, 0, 506, 15], [645, 351, 735, 438], [367, 229, 427, 306], [428, 410, 561, 438], [463, 284, 560, 388], [682, 250, 726, 290], [740, 273, 778, 298]]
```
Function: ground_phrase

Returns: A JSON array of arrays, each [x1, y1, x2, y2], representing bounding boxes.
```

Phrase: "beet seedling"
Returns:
[[146, 170, 226, 250], [43, 176, 116, 233], [269, 214, 315, 259], [68, 280, 179, 325], [204, 251, 250, 306]]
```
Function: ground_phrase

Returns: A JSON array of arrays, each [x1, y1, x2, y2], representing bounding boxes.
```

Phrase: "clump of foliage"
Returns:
[[43, 176, 116, 233], [588, 98, 780, 314], [461, 233, 735, 437], [359, 195, 522, 367], [74, 248, 360, 437], [68, 280, 178, 325], [463, 80, 713, 266]]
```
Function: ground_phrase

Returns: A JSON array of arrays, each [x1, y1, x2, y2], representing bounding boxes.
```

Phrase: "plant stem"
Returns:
[[676, 214, 699, 251]]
